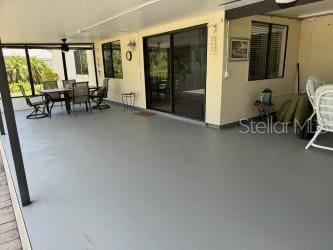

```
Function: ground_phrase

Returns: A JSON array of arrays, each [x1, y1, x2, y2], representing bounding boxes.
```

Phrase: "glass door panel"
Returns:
[[173, 28, 207, 120], [144, 26, 207, 121], [3, 48, 32, 97], [146, 34, 172, 112]]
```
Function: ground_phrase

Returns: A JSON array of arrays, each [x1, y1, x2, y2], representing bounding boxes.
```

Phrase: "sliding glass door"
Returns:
[[144, 25, 207, 121], [145, 34, 172, 112], [173, 28, 207, 120]]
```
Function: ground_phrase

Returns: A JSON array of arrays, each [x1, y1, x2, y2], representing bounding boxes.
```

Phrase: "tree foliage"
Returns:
[[5, 55, 58, 84]]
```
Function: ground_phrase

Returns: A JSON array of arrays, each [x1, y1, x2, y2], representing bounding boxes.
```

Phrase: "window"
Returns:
[[249, 22, 288, 81], [74, 50, 89, 75], [102, 41, 123, 79]]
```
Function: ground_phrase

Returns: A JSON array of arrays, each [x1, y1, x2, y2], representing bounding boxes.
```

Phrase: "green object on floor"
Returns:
[[276, 94, 313, 129], [276, 100, 292, 122], [284, 95, 299, 123], [294, 94, 313, 127]]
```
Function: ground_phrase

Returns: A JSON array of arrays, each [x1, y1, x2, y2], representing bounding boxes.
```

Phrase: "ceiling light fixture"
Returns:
[[76, 0, 161, 35], [275, 0, 297, 4]]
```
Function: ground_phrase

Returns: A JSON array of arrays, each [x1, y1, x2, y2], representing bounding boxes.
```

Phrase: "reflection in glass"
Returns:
[[102, 43, 113, 78], [74, 50, 89, 75], [144, 26, 207, 121], [173, 28, 207, 120], [102, 41, 123, 79], [111, 41, 123, 79], [146, 34, 171, 112]]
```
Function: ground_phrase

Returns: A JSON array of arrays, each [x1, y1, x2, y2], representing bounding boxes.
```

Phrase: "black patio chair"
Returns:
[[42, 81, 66, 116], [62, 79, 76, 103], [90, 79, 110, 109], [62, 79, 76, 89], [72, 82, 92, 113], [19, 85, 49, 119]]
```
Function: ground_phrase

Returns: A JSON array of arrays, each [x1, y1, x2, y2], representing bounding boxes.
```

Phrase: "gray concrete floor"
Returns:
[[2, 105, 333, 250]]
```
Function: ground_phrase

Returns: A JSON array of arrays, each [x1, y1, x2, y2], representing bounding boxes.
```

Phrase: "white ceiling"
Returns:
[[270, 0, 333, 19], [0, 0, 263, 43]]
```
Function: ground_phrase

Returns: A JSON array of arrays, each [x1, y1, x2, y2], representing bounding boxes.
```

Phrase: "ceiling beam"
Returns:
[[226, 0, 324, 20]]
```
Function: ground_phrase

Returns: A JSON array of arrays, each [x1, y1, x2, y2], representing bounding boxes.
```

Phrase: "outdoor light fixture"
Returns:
[[127, 40, 136, 49], [276, 0, 297, 4]]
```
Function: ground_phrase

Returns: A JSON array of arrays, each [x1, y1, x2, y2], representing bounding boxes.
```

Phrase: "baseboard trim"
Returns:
[[104, 99, 145, 111], [206, 123, 222, 130], [104, 99, 273, 130], [220, 114, 275, 129], [147, 109, 206, 127]]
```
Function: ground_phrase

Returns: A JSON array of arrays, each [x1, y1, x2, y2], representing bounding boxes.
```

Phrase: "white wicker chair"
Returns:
[[306, 84, 333, 151], [306, 76, 325, 121]]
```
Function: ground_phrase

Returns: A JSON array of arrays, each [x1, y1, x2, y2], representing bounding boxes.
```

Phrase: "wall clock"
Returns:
[[126, 51, 132, 61]]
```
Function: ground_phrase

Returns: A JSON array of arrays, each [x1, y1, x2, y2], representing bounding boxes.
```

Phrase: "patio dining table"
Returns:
[[40, 86, 98, 115]]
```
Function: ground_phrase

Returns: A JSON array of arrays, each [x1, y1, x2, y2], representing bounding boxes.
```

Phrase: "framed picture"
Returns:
[[230, 38, 250, 61]]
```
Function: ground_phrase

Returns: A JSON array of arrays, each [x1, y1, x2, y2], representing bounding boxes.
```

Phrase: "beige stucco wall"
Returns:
[[221, 15, 301, 125], [298, 15, 333, 92], [94, 13, 305, 126], [94, 11, 226, 126]]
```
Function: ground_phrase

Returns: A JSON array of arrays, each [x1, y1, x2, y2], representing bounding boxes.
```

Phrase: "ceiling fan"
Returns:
[[61, 38, 69, 52]]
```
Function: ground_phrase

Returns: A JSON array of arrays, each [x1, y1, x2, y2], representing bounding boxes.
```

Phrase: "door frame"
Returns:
[[143, 24, 208, 121]]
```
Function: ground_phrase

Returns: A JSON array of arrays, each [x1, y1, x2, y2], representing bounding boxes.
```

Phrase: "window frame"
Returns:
[[248, 21, 289, 82], [102, 40, 123, 79], [74, 50, 89, 75]]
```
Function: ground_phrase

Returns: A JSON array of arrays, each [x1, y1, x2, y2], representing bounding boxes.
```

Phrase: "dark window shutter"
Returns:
[[102, 43, 113, 78], [249, 22, 269, 81], [248, 22, 288, 81], [267, 25, 287, 78]]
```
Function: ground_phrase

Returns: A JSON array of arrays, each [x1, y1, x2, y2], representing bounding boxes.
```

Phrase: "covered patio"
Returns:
[[1, 105, 333, 249], [1, 0, 333, 249]]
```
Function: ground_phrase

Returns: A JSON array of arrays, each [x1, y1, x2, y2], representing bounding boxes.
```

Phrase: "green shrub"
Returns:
[[5, 55, 57, 97], [9, 82, 43, 97]]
